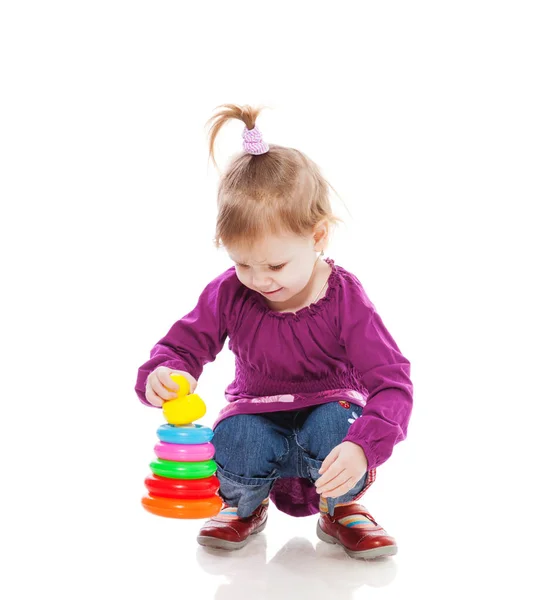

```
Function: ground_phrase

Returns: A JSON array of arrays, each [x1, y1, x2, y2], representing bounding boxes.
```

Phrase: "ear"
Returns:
[[313, 220, 329, 251]]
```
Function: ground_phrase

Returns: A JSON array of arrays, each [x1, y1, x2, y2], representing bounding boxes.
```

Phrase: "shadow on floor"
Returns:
[[196, 534, 397, 599]]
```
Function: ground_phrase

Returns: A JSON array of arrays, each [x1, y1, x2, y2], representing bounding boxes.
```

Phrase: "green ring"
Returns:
[[150, 458, 217, 480]]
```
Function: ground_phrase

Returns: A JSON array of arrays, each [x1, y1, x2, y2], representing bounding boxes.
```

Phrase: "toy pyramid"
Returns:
[[141, 374, 222, 519]]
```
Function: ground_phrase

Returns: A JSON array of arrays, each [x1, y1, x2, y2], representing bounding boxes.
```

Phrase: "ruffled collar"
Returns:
[[249, 257, 340, 320]]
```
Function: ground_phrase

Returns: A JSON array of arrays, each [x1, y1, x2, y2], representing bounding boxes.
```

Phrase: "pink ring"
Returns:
[[154, 442, 215, 462]]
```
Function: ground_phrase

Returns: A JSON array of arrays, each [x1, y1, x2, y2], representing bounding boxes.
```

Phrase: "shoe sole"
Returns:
[[316, 522, 398, 559], [197, 518, 268, 551]]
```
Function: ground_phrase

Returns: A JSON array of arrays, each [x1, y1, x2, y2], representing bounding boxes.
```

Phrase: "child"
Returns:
[[135, 104, 413, 560]]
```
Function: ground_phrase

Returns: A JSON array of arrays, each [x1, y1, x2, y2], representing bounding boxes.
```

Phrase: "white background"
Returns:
[[1, 1, 542, 598]]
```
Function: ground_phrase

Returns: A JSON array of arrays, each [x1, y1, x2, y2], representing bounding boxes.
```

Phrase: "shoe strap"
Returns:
[[330, 504, 377, 524]]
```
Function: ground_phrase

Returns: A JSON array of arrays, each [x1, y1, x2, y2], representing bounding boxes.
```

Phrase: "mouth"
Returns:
[[261, 288, 283, 296]]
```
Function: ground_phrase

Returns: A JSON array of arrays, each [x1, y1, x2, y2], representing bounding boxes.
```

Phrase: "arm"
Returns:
[[339, 279, 413, 471], [135, 274, 231, 407]]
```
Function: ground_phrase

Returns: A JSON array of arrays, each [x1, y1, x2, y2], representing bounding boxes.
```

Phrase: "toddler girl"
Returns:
[[135, 104, 413, 560]]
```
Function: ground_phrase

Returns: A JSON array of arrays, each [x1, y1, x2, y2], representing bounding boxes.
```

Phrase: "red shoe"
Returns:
[[317, 504, 398, 559], [197, 503, 268, 550]]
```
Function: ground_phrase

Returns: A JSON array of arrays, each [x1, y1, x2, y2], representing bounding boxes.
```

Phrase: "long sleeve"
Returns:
[[339, 276, 413, 470], [135, 271, 233, 407]]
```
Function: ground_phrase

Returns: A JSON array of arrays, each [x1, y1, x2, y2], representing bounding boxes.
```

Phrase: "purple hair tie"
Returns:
[[242, 125, 269, 155]]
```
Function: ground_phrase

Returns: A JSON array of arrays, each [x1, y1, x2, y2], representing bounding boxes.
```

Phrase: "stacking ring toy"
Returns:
[[154, 441, 215, 462], [156, 424, 214, 445], [142, 373, 222, 521], [150, 458, 217, 480], [141, 494, 223, 519], [144, 474, 220, 499]]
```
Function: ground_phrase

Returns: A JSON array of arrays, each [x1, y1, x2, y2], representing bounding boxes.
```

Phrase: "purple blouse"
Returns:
[[135, 259, 413, 516]]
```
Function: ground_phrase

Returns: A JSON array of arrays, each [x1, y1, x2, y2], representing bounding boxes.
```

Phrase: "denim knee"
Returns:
[[213, 414, 289, 477], [296, 400, 363, 463]]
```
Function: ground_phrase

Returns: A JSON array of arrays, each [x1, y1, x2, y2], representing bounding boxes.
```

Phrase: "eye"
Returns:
[[269, 263, 286, 271], [236, 263, 250, 269]]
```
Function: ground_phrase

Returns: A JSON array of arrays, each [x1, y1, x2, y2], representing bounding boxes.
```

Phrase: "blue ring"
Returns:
[[156, 423, 214, 444]]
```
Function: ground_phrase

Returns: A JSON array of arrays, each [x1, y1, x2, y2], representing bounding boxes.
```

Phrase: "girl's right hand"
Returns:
[[145, 367, 198, 408]]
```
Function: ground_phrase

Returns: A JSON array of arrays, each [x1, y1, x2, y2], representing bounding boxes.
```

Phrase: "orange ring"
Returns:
[[141, 494, 222, 519]]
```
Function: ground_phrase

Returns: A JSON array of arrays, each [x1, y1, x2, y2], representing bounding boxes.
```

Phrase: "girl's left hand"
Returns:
[[315, 441, 368, 498]]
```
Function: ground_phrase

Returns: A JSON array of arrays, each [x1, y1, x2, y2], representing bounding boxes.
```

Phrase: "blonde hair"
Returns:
[[206, 103, 341, 249]]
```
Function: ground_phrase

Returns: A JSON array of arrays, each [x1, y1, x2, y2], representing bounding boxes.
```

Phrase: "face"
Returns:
[[226, 230, 324, 307]]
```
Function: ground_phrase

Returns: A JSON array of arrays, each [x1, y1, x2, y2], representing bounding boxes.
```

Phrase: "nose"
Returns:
[[252, 272, 273, 290]]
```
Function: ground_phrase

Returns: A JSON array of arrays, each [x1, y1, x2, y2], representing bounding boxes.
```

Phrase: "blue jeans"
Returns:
[[213, 401, 367, 518]]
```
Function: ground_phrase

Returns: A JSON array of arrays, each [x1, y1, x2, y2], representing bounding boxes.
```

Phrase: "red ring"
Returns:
[[144, 474, 220, 499]]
